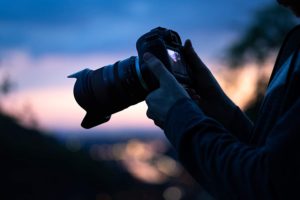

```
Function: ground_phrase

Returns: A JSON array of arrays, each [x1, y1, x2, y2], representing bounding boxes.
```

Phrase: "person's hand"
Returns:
[[183, 40, 237, 128], [144, 53, 190, 128]]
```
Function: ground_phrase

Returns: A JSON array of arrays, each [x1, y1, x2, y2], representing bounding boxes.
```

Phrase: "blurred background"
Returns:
[[0, 0, 298, 199]]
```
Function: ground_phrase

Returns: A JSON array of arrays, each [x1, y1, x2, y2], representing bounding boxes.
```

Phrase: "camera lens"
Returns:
[[70, 27, 185, 128], [70, 56, 149, 128]]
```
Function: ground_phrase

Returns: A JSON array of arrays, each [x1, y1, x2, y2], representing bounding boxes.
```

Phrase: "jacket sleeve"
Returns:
[[164, 98, 300, 200], [221, 104, 253, 144]]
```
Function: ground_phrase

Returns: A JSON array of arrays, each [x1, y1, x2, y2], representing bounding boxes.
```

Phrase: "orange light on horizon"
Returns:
[[0, 51, 156, 132], [1, 85, 156, 132], [89, 139, 182, 184], [0, 50, 274, 133]]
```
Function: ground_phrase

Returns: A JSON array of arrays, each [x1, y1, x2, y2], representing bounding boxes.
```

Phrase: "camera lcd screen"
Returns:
[[167, 49, 187, 76]]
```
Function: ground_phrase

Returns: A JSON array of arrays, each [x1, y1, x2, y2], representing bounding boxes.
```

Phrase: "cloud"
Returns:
[[0, 0, 273, 56], [0, 0, 275, 132]]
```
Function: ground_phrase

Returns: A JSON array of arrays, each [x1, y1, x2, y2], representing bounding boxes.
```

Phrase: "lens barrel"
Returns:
[[70, 56, 149, 128]]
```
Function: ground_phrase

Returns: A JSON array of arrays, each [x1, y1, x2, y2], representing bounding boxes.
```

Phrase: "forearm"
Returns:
[[164, 98, 271, 199], [187, 95, 254, 143], [226, 104, 254, 143]]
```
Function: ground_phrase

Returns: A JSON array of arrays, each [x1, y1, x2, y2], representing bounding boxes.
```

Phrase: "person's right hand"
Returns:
[[183, 39, 238, 129]]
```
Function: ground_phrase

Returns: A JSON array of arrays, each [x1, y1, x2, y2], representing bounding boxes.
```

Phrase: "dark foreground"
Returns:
[[0, 113, 214, 200]]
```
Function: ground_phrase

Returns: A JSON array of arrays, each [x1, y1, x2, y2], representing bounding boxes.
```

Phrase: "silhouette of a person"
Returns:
[[145, 1, 300, 199]]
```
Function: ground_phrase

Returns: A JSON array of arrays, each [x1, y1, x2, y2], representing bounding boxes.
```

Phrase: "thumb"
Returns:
[[183, 40, 216, 83], [143, 52, 177, 86], [184, 40, 224, 98], [183, 39, 207, 74]]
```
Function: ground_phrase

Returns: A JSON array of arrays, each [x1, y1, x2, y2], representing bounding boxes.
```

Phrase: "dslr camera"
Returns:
[[69, 27, 192, 129]]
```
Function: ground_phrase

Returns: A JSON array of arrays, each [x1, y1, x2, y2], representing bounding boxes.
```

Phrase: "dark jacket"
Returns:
[[164, 25, 300, 199]]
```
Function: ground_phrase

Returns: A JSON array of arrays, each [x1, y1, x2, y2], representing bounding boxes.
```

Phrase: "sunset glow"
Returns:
[[0, 51, 273, 132], [0, 51, 156, 131], [0, 0, 275, 134]]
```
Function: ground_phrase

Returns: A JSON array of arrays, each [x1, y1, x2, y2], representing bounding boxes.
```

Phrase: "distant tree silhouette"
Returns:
[[0, 55, 14, 98], [224, 4, 298, 121], [0, 75, 13, 95], [0, 73, 15, 112], [226, 4, 297, 67]]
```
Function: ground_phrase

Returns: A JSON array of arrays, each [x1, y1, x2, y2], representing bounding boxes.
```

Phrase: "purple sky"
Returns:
[[1, 0, 283, 133]]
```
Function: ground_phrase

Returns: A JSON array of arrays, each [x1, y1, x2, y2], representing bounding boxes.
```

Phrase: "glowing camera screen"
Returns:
[[167, 49, 187, 76]]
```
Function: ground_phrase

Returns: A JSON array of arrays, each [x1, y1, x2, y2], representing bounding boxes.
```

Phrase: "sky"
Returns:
[[0, 0, 276, 134]]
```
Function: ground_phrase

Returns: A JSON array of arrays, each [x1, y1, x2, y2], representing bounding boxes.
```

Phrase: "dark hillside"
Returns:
[[0, 113, 166, 199], [0, 112, 211, 200]]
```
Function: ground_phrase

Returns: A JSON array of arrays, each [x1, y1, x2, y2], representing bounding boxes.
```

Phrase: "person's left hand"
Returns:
[[144, 52, 190, 128]]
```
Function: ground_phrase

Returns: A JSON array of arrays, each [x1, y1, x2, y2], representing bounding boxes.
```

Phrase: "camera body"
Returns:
[[69, 27, 192, 129], [136, 27, 191, 90]]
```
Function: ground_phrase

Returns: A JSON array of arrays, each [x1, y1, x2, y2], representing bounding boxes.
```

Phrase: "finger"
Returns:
[[143, 53, 177, 86], [154, 120, 164, 129], [183, 39, 200, 64], [146, 109, 153, 119], [146, 109, 164, 129], [183, 40, 207, 74], [183, 40, 217, 87], [145, 90, 159, 105]]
